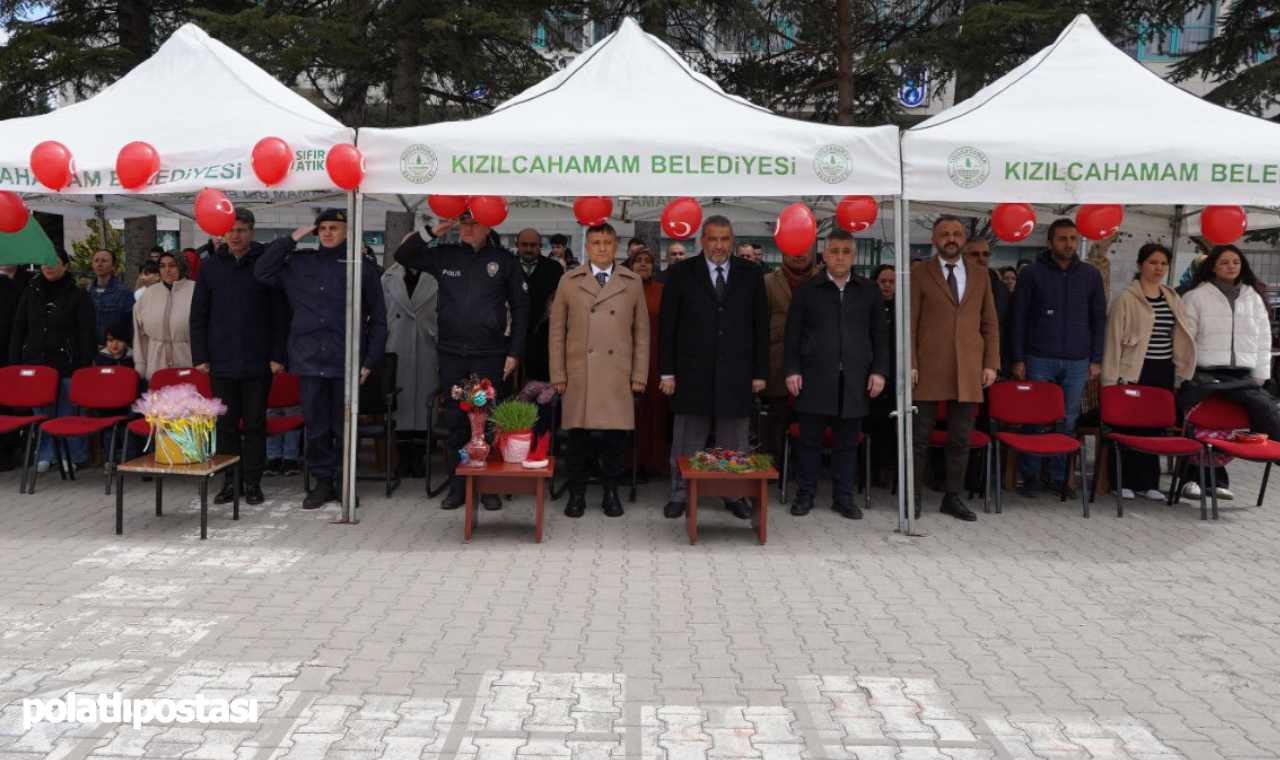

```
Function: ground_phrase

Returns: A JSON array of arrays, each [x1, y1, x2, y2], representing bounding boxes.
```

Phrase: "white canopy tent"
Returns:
[[359, 17, 900, 197], [895, 13, 1280, 534], [0, 23, 354, 199]]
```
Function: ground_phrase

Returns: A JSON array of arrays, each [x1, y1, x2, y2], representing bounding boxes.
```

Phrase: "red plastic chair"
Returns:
[[1092, 385, 1206, 518], [928, 401, 992, 513], [0, 366, 59, 495], [778, 395, 871, 512], [126, 368, 213, 439], [37, 366, 139, 495], [264, 372, 308, 490], [988, 381, 1089, 516], [1176, 395, 1280, 520]]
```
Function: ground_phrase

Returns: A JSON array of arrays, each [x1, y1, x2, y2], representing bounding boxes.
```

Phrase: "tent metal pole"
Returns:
[[1167, 204, 1185, 288], [95, 195, 109, 246], [894, 197, 920, 536], [338, 189, 363, 525]]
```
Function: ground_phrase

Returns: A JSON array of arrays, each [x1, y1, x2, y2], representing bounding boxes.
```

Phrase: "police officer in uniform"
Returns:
[[393, 210, 530, 510], [256, 209, 388, 509]]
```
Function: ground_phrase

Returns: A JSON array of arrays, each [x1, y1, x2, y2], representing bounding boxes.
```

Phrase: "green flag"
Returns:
[[0, 217, 58, 267]]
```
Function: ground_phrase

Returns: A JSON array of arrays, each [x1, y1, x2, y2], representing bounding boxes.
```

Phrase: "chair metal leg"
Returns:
[[56, 438, 71, 481], [983, 444, 992, 513], [1198, 454, 1208, 520], [780, 434, 790, 505], [18, 423, 36, 495], [994, 440, 1003, 514], [1113, 443, 1124, 518], [630, 432, 639, 504], [1258, 462, 1271, 507], [864, 433, 871, 513], [1207, 445, 1219, 520], [1080, 444, 1089, 518], [1089, 437, 1105, 504], [26, 428, 44, 494], [105, 424, 119, 496]]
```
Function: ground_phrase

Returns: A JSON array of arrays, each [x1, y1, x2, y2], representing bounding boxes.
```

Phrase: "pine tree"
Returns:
[[1169, 0, 1280, 117]]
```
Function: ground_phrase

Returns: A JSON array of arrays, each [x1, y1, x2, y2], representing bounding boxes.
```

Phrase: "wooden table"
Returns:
[[459, 458, 555, 543], [677, 458, 778, 545], [115, 454, 241, 539]]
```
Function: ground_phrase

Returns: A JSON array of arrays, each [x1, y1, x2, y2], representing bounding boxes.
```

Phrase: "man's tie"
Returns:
[[715, 266, 726, 301], [945, 263, 960, 303], [596, 271, 608, 288]]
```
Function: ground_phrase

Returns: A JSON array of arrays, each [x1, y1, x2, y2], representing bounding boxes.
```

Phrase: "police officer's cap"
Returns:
[[315, 208, 347, 226]]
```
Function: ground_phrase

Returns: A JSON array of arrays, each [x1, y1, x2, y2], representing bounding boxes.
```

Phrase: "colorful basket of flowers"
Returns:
[[688, 447, 774, 474], [132, 384, 227, 465]]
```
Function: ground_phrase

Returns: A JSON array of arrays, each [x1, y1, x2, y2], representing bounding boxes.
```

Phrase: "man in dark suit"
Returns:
[[783, 230, 890, 519], [658, 215, 769, 519], [515, 228, 563, 382]]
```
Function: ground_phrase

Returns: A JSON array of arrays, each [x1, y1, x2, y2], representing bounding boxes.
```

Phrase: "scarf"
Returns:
[[781, 263, 814, 292]]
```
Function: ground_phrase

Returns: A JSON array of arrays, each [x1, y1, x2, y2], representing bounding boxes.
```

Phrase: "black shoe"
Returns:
[[264, 458, 282, 476], [565, 493, 586, 518], [725, 498, 751, 520], [303, 479, 333, 510], [789, 494, 814, 516], [213, 479, 238, 505], [441, 483, 465, 510], [663, 501, 686, 519], [940, 493, 977, 521], [602, 487, 624, 518], [481, 494, 502, 511], [245, 484, 265, 506], [1018, 481, 1042, 499], [281, 459, 301, 477], [834, 499, 863, 520], [1049, 479, 1077, 499]]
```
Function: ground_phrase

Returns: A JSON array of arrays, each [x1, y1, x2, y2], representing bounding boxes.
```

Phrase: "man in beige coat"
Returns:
[[910, 216, 1000, 522], [550, 223, 650, 518]]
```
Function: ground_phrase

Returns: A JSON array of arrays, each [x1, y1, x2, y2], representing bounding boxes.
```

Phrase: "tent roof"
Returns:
[[359, 17, 900, 197], [902, 14, 1280, 205], [0, 24, 354, 196]]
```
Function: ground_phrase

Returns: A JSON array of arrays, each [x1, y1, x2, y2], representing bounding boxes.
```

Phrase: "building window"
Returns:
[[1130, 4, 1217, 61]]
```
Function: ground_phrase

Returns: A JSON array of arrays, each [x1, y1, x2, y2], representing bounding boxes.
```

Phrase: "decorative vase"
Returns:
[[154, 426, 210, 465], [462, 411, 490, 467], [500, 430, 533, 463]]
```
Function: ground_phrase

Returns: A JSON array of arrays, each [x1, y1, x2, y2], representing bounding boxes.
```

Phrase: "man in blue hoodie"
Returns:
[[1009, 218, 1108, 498], [88, 249, 134, 347]]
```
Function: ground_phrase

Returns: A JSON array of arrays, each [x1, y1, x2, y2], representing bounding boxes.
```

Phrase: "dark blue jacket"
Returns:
[[393, 233, 530, 360], [254, 237, 387, 379], [1009, 250, 1108, 364], [190, 242, 290, 378], [88, 275, 135, 345]]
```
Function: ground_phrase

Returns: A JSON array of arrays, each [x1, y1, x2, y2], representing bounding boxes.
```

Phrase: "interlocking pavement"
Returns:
[[0, 455, 1277, 759]]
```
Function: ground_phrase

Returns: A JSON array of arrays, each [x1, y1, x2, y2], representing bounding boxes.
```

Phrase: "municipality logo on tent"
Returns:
[[813, 145, 853, 184], [400, 145, 438, 184], [948, 147, 990, 189]]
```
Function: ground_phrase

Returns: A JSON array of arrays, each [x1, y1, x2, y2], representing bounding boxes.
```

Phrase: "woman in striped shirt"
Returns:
[[1101, 244, 1196, 500]]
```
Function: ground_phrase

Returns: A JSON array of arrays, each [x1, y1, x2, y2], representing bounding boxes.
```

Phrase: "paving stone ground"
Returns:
[[0, 454, 1277, 759]]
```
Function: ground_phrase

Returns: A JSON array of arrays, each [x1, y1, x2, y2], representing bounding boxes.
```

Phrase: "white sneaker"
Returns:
[[1216, 487, 1235, 501], [1182, 482, 1202, 499], [35, 460, 50, 474], [1140, 489, 1166, 501], [1118, 488, 1135, 500]]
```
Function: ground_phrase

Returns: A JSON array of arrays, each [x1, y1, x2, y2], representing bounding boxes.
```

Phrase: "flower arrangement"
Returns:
[[688, 447, 774, 474], [489, 398, 540, 462], [452, 374, 497, 412], [132, 384, 227, 464]]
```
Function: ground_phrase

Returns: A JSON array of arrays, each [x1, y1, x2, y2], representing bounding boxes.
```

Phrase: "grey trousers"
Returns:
[[668, 413, 750, 503], [912, 401, 976, 496]]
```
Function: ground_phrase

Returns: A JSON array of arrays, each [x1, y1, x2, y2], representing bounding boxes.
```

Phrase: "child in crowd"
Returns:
[[94, 321, 135, 368]]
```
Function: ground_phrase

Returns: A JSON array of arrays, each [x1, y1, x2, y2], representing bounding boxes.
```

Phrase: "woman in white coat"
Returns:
[[382, 259, 439, 478], [1178, 245, 1279, 499], [134, 251, 194, 381]]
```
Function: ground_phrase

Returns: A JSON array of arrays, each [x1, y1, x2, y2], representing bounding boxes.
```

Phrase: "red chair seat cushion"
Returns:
[[1108, 433, 1203, 456], [0, 414, 46, 434], [41, 415, 127, 437], [127, 419, 153, 437], [265, 414, 304, 436], [787, 424, 865, 447], [996, 431, 1080, 456], [929, 429, 991, 448], [1206, 438, 1280, 461]]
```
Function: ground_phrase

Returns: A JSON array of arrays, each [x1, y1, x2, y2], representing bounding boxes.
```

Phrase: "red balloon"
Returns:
[[116, 142, 160, 190], [0, 191, 29, 234], [573, 196, 613, 226], [1076, 204, 1124, 240], [428, 195, 469, 219], [775, 203, 817, 256], [252, 137, 292, 186], [194, 188, 236, 237], [835, 195, 878, 232], [469, 195, 508, 227], [991, 203, 1037, 242], [325, 143, 365, 190], [30, 141, 75, 191], [661, 197, 702, 239], [1200, 205, 1248, 245]]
